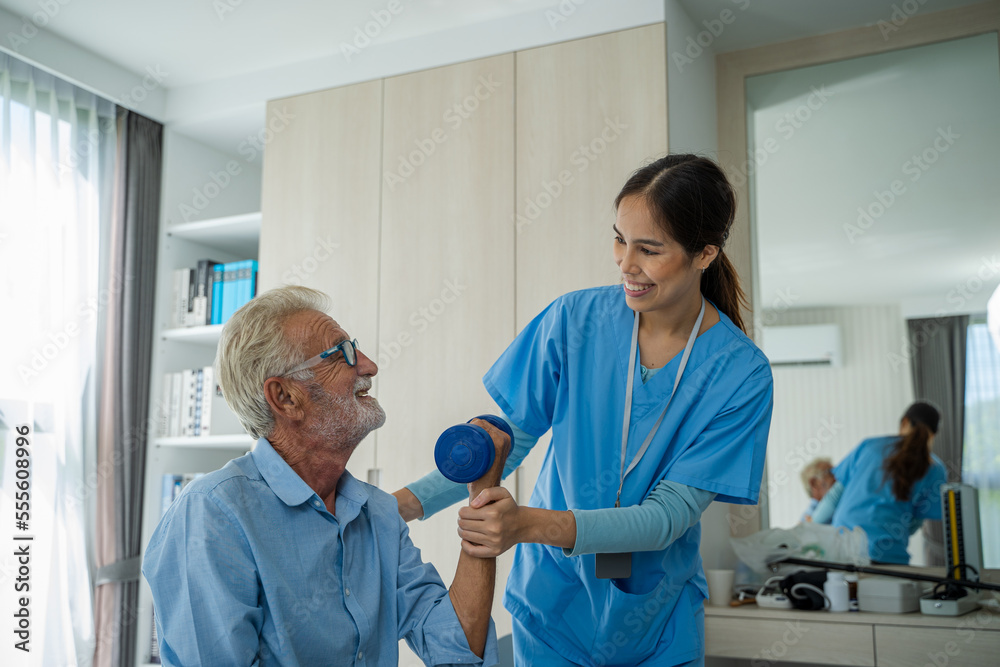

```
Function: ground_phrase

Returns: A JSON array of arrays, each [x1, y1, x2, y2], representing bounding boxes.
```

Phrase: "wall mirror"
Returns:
[[720, 9, 1000, 567]]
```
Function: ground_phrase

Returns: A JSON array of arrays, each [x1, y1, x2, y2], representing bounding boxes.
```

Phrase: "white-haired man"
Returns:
[[143, 286, 507, 666], [801, 457, 836, 523]]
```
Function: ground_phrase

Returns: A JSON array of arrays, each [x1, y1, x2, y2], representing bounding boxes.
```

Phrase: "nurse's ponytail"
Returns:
[[615, 155, 749, 333], [883, 401, 940, 501]]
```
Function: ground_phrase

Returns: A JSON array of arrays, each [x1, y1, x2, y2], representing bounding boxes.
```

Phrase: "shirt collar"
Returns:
[[251, 437, 371, 515]]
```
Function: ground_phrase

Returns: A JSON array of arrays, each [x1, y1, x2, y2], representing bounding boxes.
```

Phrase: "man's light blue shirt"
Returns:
[[142, 437, 497, 667]]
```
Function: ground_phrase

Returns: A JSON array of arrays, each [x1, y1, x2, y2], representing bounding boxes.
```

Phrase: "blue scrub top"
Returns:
[[832, 436, 947, 564], [483, 286, 773, 665]]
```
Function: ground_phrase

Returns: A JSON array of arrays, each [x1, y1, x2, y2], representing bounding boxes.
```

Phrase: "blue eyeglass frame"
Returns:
[[284, 339, 359, 375]]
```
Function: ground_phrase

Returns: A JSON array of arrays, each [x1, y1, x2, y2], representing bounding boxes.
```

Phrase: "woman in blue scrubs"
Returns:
[[808, 401, 947, 565], [395, 155, 773, 666]]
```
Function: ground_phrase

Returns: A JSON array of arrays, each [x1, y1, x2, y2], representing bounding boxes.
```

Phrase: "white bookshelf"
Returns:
[[165, 212, 261, 258], [160, 323, 224, 345], [140, 204, 261, 666], [153, 434, 255, 449]]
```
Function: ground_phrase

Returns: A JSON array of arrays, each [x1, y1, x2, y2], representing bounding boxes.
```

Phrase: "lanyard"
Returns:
[[615, 298, 705, 508]]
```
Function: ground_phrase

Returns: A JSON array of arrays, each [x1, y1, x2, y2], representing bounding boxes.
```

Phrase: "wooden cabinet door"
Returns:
[[259, 81, 383, 475], [378, 53, 517, 649], [514, 24, 668, 502]]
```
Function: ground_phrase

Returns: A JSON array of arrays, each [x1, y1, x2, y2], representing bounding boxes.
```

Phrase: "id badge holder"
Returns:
[[595, 552, 631, 579]]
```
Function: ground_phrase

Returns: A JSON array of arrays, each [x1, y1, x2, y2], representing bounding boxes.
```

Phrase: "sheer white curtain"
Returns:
[[962, 321, 1000, 569], [0, 53, 116, 665]]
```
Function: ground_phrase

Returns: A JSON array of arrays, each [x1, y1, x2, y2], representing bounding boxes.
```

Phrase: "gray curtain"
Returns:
[[94, 109, 162, 667], [907, 315, 968, 566]]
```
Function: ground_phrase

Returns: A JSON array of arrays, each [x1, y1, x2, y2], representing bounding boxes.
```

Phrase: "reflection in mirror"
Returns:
[[747, 34, 1000, 567]]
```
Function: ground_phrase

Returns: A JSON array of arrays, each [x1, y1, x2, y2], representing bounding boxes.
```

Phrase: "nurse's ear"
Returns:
[[696, 244, 720, 272]]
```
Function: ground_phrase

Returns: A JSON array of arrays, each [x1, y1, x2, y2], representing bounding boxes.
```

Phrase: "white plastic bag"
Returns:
[[730, 523, 870, 575]]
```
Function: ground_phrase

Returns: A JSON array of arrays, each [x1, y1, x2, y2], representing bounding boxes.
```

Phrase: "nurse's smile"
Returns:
[[623, 279, 654, 296]]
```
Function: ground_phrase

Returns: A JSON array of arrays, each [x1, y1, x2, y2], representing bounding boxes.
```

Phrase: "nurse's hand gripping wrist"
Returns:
[[458, 492, 577, 558]]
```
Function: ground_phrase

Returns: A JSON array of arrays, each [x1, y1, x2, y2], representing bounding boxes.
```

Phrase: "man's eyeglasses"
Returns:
[[284, 339, 359, 376]]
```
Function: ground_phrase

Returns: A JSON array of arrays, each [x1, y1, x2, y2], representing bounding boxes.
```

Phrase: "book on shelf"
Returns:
[[211, 264, 224, 326], [159, 366, 246, 439], [192, 259, 220, 325], [180, 369, 198, 437], [171, 257, 260, 328], [172, 269, 189, 328]]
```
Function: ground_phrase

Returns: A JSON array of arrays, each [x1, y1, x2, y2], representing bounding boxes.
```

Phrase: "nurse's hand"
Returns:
[[458, 487, 522, 557], [458, 490, 577, 557]]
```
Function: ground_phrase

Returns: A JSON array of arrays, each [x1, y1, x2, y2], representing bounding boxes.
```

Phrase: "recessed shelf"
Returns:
[[153, 434, 254, 449], [161, 324, 225, 344], [166, 212, 261, 258]]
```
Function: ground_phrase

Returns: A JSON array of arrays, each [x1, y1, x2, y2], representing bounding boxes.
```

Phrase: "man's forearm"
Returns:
[[449, 462, 503, 658], [448, 549, 494, 658]]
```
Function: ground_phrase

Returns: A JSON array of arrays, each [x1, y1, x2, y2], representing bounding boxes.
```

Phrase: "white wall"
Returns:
[[664, 0, 719, 154], [159, 129, 263, 225]]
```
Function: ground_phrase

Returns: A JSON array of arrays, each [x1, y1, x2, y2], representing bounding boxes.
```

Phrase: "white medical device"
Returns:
[[919, 483, 984, 616]]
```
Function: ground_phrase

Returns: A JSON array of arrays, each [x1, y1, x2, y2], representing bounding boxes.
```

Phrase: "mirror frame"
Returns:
[[715, 1, 1000, 541]]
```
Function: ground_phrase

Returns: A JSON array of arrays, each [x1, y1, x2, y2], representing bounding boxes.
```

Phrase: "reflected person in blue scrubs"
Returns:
[[395, 155, 774, 666], [808, 401, 948, 564]]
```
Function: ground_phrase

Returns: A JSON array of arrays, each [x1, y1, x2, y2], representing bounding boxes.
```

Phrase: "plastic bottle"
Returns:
[[845, 574, 859, 611], [825, 571, 850, 612]]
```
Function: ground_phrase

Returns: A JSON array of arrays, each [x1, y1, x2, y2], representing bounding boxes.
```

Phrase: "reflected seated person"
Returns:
[[805, 402, 947, 565], [142, 286, 508, 666], [801, 457, 836, 523]]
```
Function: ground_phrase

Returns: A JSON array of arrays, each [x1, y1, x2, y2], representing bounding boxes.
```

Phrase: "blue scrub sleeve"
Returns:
[[563, 480, 715, 556], [911, 461, 947, 521], [405, 415, 540, 519], [809, 480, 844, 524]]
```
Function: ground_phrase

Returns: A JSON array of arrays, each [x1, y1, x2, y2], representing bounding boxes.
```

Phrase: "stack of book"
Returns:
[[172, 258, 258, 327], [159, 367, 245, 438]]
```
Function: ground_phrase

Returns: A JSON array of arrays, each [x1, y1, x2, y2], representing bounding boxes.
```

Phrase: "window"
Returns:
[[0, 54, 115, 664], [962, 319, 1000, 569]]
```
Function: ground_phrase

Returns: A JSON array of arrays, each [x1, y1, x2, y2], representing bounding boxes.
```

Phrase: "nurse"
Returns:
[[809, 401, 948, 564], [394, 154, 773, 666]]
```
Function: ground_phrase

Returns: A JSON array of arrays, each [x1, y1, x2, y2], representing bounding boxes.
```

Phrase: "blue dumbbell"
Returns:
[[435, 415, 513, 483]]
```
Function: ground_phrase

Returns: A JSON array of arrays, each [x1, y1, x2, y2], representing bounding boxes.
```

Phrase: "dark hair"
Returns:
[[614, 154, 748, 333], [883, 401, 941, 501]]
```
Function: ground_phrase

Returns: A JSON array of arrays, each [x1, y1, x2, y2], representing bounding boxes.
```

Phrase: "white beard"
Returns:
[[305, 380, 386, 451]]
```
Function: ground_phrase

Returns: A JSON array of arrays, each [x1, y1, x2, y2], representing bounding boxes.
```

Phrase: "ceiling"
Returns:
[[749, 32, 1000, 312], [0, 0, 564, 88]]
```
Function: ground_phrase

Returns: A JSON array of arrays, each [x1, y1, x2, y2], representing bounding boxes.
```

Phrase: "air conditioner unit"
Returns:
[[761, 324, 842, 367]]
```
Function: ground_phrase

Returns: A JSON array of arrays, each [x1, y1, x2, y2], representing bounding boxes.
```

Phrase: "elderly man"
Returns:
[[801, 457, 836, 522], [143, 285, 507, 666]]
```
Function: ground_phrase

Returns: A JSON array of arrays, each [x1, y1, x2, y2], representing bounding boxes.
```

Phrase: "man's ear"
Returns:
[[263, 376, 308, 422]]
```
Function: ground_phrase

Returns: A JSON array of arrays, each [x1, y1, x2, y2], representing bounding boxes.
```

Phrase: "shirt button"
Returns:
[[357, 652, 363, 659], [313, 500, 322, 508], [345, 588, 350, 596]]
